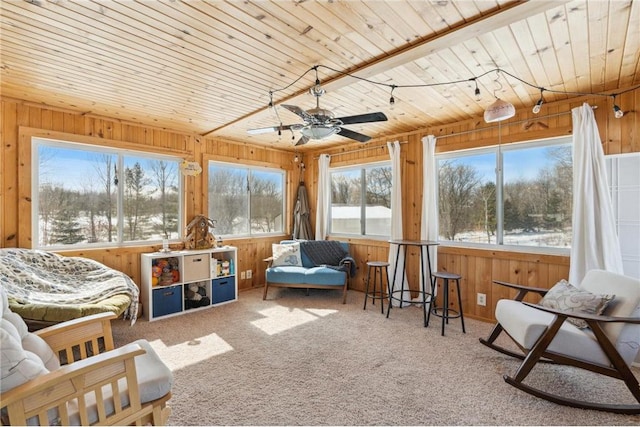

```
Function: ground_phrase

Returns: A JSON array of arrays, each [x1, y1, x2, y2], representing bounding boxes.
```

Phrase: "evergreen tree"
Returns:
[[49, 191, 84, 244]]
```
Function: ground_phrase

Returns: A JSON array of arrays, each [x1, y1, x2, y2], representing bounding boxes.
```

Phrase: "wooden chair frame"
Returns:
[[503, 302, 640, 414], [1, 312, 171, 425], [480, 280, 640, 414], [479, 280, 549, 359], [263, 257, 351, 304]]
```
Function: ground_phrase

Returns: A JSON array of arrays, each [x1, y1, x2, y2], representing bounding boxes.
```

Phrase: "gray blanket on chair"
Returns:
[[300, 240, 356, 277]]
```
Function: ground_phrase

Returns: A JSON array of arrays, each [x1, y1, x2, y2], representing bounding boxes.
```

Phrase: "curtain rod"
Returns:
[[436, 106, 596, 140], [313, 105, 596, 157], [313, 140, 407, 159]]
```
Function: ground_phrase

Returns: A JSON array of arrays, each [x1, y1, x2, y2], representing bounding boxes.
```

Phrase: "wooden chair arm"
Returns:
[[522, 302, 640, 324], [263, 257, 274, 267], [35, 311, 117, 363], [1, 343, 147, 426], [493, 280, 549, 301]]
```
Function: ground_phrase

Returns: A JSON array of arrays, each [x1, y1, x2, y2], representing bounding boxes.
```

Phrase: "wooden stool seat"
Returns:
[[432, 271, 461, 280], [367, 261, 390, 268], [430, 271, 465, 336], [363, 261, 390, 314]]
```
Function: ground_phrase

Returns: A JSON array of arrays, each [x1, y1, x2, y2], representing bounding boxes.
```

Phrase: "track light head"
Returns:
[[389, 85, 396, 108]]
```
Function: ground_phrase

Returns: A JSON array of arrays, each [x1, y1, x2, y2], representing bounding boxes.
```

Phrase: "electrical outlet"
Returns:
[[240, 271, 246, 280], [477, 293, 487, 306], [246, 269, 252, 279]]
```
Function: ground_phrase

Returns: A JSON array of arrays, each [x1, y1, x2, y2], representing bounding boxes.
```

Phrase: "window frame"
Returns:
[[31, 137, 184, 250], [328, 160, 392, 239], [207, 160, 286, 238], [436, 136, 573, 255]]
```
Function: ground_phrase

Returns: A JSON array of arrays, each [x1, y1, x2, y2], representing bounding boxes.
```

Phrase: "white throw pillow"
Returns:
[[271, 243, 302, 267], [0, 328, 49, 393], [538, 279, 614, 329], [22, 333, 60, 371]]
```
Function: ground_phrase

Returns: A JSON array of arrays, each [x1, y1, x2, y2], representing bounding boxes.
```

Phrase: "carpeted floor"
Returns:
[[112, 287, 640, 425]]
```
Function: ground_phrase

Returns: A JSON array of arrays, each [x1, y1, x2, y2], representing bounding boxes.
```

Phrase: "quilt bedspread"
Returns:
[[0, 248, 138, 323]]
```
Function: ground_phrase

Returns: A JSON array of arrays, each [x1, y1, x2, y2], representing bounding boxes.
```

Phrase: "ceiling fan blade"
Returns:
[[281, 104, 314, 122], [337, 127, 371, 143], [247, 124, 294, 135], [336, 112, 388, 125], [294, 135, 310, 146]]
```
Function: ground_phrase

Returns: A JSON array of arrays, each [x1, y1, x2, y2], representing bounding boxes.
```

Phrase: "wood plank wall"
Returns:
[[1, 97, 296, 295], [304, 92, 640, 322], [2, 90, 639, 323]]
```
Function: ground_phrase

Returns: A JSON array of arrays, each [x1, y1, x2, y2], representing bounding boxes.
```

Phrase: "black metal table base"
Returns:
[[385, 240, 438, 327]]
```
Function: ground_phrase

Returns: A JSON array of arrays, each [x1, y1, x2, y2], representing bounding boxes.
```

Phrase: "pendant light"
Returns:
[[484, 71, 515, 123]]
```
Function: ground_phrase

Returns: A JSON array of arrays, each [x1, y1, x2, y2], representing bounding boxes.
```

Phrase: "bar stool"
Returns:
[[430, 271, 466, 336], [363, 261, 390, 314]]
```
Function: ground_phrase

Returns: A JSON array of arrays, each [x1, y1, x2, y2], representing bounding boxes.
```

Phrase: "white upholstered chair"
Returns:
[[0, 287, 173, 425], [480, 269, 640, 414]]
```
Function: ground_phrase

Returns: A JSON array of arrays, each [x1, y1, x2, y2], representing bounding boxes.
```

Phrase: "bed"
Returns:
[[0, 248, 139, 327]]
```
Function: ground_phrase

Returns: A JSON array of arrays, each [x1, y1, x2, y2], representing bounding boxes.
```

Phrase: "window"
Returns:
[[329, 162, 392, 237], [436, 137, 572, 250], [33, 138, 182, 248], [208, 162, 285, 236]]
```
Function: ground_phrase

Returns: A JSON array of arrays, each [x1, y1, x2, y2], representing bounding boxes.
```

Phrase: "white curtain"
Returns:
[[387, 141, 411, 306], [569, 103, 624, 284], [420, 135, 438, 299], [315, 154, 331, 240]]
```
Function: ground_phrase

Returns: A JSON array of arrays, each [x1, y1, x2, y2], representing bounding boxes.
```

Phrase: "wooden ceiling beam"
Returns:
[[204, 0, 572, 137]]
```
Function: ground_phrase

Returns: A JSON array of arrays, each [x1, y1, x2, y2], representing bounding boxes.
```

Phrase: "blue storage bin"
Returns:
[[211, 277, 235, 304], [152, 285, 182, 317]]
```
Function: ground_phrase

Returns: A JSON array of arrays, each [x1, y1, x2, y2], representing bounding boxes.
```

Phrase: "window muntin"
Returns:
[[208, 162, 284, 237], [330, 162, 392, 237], [33, 139, 182, 248], [436, 137, 572, 250]]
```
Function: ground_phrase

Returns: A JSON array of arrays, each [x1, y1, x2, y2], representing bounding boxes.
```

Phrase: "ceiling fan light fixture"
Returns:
[[484, 98, 516, 123], [300, 124, 340, 140]]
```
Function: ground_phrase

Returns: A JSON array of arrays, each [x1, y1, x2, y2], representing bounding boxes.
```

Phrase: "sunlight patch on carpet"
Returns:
[[251, 305, 338, 335], [148, 333, 233, 370]]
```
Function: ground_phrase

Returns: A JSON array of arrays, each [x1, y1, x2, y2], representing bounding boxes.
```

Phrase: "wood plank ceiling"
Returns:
[[1, 0, 639, 151]]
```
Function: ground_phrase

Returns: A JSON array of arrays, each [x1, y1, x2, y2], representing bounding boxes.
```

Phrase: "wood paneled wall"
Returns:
[[2, 90, 638, 323], [1, 97, 296, 294], [305, 92, 639, 322]]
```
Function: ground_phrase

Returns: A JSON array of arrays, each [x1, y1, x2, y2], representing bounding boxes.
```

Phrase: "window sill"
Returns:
[[438, 241, 570, 261]]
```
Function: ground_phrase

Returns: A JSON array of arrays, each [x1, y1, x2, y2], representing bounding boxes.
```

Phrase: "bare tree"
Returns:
[[209, 168, 247, 234], [438, 161, 480, 240], [331, 173, 361, 205], [149, 160, 178, 238], [93, 154, 116, 242], [79, 178, 100, 243], [250, 177, 282, 232], [366, 167, 392, 207], [474, 182, 496, 243]]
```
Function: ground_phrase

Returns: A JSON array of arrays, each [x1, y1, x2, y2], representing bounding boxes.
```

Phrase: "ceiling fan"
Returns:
[[247, 83, 388, 146]]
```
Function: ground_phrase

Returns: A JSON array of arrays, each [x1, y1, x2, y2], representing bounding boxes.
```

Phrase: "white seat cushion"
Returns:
[[496, 299, 612, 367], [130, 339, 173, 404], [62, 340, 173, 425]]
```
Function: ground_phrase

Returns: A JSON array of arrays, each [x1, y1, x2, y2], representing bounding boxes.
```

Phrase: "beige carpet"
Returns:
[[112, 287, 640, 425]]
